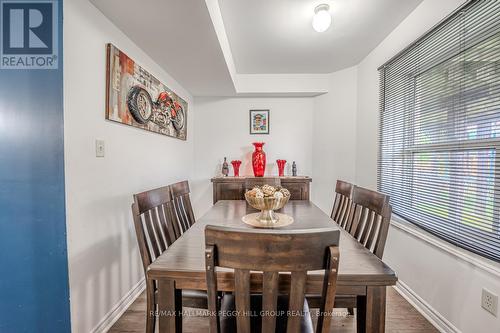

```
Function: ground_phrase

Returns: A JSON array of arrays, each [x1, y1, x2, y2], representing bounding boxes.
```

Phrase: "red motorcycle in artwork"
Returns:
[[126, 85, 185, 131]]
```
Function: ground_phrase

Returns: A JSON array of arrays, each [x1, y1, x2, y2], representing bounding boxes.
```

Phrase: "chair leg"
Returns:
[[146, 281, 156, 333]]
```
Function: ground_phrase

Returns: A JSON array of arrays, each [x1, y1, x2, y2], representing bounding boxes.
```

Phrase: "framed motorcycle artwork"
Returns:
[[105, 44, 187, 140]]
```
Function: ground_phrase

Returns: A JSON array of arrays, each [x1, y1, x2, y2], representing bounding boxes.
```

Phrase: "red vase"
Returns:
[[231, 160, 242, 177], [252, 142, 266, 177], [276, 159, 286, 177]]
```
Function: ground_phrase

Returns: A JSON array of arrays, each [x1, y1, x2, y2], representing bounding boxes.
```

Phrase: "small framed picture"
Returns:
[[249, 109, 270, 134]]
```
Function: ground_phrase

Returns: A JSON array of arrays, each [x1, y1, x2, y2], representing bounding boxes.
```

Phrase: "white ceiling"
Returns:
[[219, 0, 423, 74], [90, 0, 423, 96], [90, 0, 236, 96]]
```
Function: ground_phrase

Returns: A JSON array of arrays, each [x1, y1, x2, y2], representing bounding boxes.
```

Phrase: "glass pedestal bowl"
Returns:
[[244, 192, 290, 224]]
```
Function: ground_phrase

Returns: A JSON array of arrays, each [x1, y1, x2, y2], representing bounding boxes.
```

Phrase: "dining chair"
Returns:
[[170, 180, 196, 233], [330, 180, 354, 229], [131, 186, 207, 333], [346, 186, 392, 259], [205, 225, 340, 333], [307, 180, 354, 311], [310, 185, 391, 315], [244, 177, 281, 190], [335, 186, 392, 315]]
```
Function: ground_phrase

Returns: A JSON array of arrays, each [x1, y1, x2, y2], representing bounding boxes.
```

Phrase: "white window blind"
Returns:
[[378, 0, 500, 261]]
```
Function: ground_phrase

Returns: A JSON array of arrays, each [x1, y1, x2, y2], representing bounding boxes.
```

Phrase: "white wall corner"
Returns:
[[204, 0, 238, 87]]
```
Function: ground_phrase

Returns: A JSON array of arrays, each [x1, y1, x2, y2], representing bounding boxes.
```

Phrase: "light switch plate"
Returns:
[[95, 140, 105, 157]]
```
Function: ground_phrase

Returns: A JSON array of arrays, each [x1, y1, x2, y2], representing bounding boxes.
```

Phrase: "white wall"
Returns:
[[355, 0, 500, 332], [64, 1, 195, 332], [192, 97, 314, 216], [311, 67, 358, 213]]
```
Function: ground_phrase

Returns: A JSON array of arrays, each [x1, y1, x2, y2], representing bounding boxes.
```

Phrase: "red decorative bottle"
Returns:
[[252, 142, 266, 177]]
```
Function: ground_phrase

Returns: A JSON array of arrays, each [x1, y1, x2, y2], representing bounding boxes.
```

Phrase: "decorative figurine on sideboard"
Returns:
[[292, 161, 297, 176], [222, 157, 229, 176], [276, 159, 286, 177], [231, 160, 242, 177], [252, 142, 266, 177]]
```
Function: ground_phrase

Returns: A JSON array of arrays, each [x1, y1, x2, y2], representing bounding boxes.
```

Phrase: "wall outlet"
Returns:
[[482, 289, 498, 316], [95, 140, 105, 157]]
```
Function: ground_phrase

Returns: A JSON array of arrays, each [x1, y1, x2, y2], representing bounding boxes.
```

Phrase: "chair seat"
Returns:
[[220, 294, 314, 333], [182, 289, 208, 299], [154, 289, 208, 309], [182, 289, 209, 308], [306, 294, 356, 309]]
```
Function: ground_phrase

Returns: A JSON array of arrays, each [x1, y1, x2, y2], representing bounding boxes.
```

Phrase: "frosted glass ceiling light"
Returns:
[[312, 4, 331, 32]]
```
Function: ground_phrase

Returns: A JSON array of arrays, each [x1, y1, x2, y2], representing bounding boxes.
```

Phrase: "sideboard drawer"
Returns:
[[212, 177, 311, 203], [213, 182, 245, 204], [281, 181, 309, 200]]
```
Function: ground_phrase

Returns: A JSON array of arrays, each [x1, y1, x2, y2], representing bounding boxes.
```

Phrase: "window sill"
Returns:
[[390, 215, 500, 278]]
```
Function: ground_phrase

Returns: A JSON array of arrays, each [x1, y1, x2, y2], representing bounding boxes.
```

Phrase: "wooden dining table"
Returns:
[[148, 200, 398, 333]]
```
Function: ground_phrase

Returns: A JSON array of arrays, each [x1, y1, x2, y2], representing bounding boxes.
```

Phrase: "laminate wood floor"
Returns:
[[109, 287, 438, 332]]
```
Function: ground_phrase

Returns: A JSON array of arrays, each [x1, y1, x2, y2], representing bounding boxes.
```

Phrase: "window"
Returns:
[[378, 0, 500, 261]]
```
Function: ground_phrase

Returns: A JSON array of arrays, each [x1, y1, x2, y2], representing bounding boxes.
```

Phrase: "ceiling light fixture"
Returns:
[[312, 4, 331, 32]]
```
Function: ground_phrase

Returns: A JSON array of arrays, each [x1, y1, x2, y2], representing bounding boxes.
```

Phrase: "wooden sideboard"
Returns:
[[211, 176, 311, 204]]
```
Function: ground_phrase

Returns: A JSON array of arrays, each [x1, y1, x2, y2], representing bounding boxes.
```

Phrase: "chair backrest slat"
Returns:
[[157, 203, 175, 246], [205, 226, 340, 333], [338, 196, 351, 229], [235, 269, 251, 333], [331, 195, 341, 221], [244, 178, 281, 190], [365, 215, 381, 250], [183, 194, 196, 225], [344, 201, 356, 233], [164, 202, 182, 240], [359, 210, 375, 246], [351, 205, 367, 238], [144, 210, 161, 258], [262, 271, 279, 333], [330, 180, 354, 229], [348, 187, 392, 259], [286, 271, 307, 332], [170, 181, 196, 233], [174, 198, 189, 232], [132, 185, 180, 276], [151, 207, 167, 252]]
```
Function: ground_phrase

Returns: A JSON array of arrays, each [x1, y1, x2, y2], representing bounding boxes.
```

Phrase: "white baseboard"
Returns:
[[393, 281, 461, 333], [90, 278, 146, 333]]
